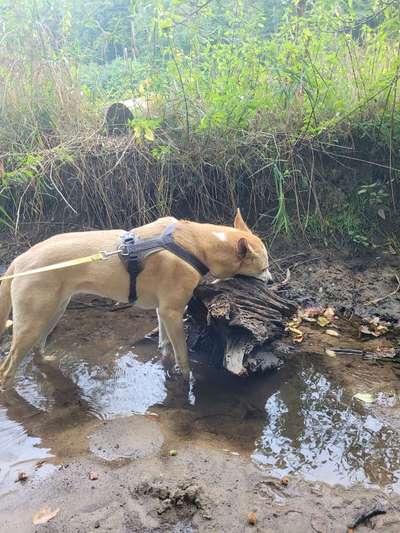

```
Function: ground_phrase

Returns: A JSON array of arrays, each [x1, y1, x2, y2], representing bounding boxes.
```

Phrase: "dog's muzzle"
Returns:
[[255, 269, 273, 284]]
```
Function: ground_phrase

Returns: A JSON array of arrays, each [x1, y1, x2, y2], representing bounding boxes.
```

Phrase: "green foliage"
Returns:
[[0, 0, 399, 244]]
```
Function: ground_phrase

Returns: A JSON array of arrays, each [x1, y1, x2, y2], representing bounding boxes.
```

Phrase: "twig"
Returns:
[[271, 268, 291, 290], [369, 274, 400, 305], [291, 256, 323, 270]]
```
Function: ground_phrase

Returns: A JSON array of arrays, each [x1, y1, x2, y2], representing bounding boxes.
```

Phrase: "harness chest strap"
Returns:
[[118, 223, 208, 303]]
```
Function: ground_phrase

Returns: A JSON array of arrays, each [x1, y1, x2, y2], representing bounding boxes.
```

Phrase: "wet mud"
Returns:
[[1, 243, 400, 532]]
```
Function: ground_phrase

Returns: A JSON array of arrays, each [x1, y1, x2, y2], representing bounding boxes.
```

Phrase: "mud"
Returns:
[[1, 241, 400, 532]]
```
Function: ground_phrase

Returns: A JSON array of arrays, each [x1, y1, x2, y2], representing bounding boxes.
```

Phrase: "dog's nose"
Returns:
[[265, 269, 273, 284]]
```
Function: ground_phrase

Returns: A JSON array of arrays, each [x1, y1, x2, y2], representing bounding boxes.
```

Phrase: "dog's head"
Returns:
[[232, 209, 272, 283]]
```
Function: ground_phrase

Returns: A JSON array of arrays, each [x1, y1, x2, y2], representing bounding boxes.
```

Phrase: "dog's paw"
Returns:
[[159, 342, 174, 359], [172, 365, 190, 381]]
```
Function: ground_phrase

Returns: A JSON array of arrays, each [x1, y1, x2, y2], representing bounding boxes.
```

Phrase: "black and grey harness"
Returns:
[[118, 223, 208, 303]]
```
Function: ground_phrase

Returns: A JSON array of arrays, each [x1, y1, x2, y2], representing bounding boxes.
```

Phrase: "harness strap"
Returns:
[[160, 223, 209, 277], [119, 222, 208, 303]]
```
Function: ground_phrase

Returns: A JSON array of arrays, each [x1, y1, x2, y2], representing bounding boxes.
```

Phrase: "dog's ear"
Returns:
[[237, 237, 249, 259], [233, 208, 251, 233]]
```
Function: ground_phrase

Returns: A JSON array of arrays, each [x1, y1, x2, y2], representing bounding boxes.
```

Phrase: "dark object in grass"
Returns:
[[187, 275, 297, 375], [105, 102, 134, 135]]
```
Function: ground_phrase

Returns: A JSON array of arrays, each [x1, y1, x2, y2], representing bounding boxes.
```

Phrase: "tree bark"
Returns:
[[187, 275, 297, 375]]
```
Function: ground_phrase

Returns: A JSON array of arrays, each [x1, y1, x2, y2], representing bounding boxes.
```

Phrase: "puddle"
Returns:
[[253, 355, 400, 490], [0, 407, 55, 494], [1, 305, 400, 495]]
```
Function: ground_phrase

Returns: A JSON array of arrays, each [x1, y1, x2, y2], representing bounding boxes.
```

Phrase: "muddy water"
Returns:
[[1, 303, 400, 496]]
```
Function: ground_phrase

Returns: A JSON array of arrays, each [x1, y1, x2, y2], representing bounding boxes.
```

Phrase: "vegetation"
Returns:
[[0, 0, 399, 248]]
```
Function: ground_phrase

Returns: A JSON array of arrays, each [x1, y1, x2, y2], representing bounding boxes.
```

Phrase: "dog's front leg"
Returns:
[[156, 308, 173, 358], [158, 307, 189, 378]]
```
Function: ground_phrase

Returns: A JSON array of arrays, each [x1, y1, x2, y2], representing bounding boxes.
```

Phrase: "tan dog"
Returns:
[[0, 210, 271, 389]]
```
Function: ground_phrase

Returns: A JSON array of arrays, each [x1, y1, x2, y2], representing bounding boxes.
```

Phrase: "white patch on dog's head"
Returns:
[[212, 231, 227, 242]]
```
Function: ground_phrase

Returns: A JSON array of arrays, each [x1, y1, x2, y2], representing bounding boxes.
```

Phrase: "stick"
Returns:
[[368, 274, 400, 305]]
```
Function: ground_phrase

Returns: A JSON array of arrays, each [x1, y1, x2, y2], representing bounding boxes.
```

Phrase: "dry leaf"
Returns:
[[293, 334, 304, 343], [89, 471, 98, 480], [247, 512, 257, 525], [359, 322, 389, 337], [325, 329, 339, 337], [317, 316, 330, 327], [17, 472, 28, 482], [288, 326, 303, 336], [145, 411, 159, 419], [323, 307, 335, 320], [325, 349, 337, 357], [359, 325, 373, 336], [304, 307, 324, 318], [302, 316, 317, 323], [354, 393, 374, 404], [280, 476, 289, 486], [32, 507, 60, 525]]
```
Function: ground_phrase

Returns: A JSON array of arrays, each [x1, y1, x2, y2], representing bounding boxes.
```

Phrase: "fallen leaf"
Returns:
[[247, 512, 257, 525], [288, 326, 303, 336], [359, 325, 374, 336], [359, 322, 389, 337], [354, 393, 374, 404], [325, 329, 339, 337], [304, 307, 325, 318], [32, 507, 60, 525], [169, 449, 177, 456], [145, 411, 159, 419], [317, 316, 330, 327], [293, 334, 304, 343], [323, 307, 335, 320], [89, 471, 98, 480], [287, 318, 302, 328], [325, 349, 337, 357], [17, 472, 28, 482], [302, 316, 317, 323], [280, 476, 289, 486], [378, 208, 385, 220]]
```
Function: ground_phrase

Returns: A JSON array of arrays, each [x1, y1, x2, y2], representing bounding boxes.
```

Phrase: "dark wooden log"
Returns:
[[105, 102, 134, 135], [187, 275, 297, 375]]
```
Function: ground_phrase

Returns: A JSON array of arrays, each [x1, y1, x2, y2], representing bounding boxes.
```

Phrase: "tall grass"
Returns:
[[0, 0, 399, 247]]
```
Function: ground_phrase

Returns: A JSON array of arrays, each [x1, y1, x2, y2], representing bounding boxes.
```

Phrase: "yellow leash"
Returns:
[[0, 250, 117, 282]]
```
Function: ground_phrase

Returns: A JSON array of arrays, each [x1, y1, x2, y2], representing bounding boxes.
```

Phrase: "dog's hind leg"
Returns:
[[34, 297, 71, 362], [0, 290, 63, 389]]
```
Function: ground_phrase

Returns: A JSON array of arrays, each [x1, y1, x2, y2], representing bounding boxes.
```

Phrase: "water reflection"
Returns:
[[58, 350, 167, 419], [1, 331, 400, 494], [0, 407, 53, 494], [253, 361, 400, 490]]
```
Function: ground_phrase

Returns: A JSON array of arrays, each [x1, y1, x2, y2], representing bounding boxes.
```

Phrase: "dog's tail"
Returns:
[[0, 263, 13, 338]]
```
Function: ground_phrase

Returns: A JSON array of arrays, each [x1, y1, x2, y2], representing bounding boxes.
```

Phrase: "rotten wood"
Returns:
[[187, 275, 297, 376]]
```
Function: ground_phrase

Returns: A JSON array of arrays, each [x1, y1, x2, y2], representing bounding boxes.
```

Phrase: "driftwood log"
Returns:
[[187, 275, 297, 375]]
